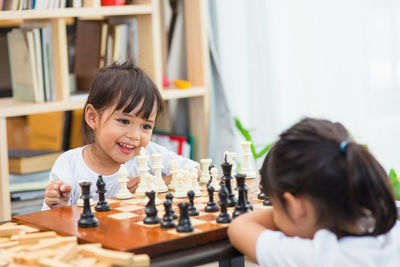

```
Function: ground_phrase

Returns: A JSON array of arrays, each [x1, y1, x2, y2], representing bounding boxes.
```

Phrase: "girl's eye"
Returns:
[[118, 119, 130, 125], [142, 124, 153, 130]]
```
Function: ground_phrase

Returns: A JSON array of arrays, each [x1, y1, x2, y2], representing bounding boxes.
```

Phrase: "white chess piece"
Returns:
[[77, 179, 95, 206], [143, 174, 161, 205], [240, 141, 257, 179], [116, 164, 133, 199], [136, 147, 150, 196], [191, 168, 202, 197], [225, 151, 238, 188], [183, 166, 191, 193], [199, 158, 212, 184], [174, 170, 186, 198], [209, 167, 221, 191], [152, 153, 168, 192], [168, 157, 178, 190]]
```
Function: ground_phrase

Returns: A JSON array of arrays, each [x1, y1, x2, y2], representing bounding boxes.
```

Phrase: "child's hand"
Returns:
[[44, 180, 71, 208], [127, 177, 140, 193]]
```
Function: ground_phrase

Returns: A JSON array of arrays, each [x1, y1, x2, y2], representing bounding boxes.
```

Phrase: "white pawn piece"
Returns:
[[183, 166, 192, 193], [168, 157, 178, 190], [191, 168, 202, 197], [77, 179, 95, 206], [142, 174, 161, 205], [174, 170, 187, 198], [209, 167, 221, 191], [199, 158, 212, 184], [116, 164, 133, 199], [136, 147, 151, 196], [240, 141, 257, 179], [152, 153, 168, 192]]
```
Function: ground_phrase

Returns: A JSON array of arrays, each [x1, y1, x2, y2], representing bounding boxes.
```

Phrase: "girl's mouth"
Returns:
[[118, 142, 136, 154]]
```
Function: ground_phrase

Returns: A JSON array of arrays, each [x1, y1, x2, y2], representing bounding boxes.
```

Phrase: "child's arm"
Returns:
[[44, 179, 72, 208], [227, 207, 276, 261]]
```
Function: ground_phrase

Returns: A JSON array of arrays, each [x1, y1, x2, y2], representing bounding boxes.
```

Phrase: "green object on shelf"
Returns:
[[389, 169, 400, 201], [234, 117, 273, 160]]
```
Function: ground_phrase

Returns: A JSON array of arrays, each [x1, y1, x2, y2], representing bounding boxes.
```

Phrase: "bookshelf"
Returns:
[[0, 1, 210, 220]]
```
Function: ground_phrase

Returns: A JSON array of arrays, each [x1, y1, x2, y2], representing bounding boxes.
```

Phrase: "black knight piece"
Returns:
[[95, 175, 111, 212], [187, 190, 199, 216], [143, 191, 161, 224], [205, 185, 219, 212], [165, 193, 178, 219], [220, 155, 237, 207], [216, 179, 232, 224], [78, 181, 98, 228], [207, 164, 215, 187], [161, 199, 176, 228], [176, 202, 194, 233], [233, 173, 252, 218]]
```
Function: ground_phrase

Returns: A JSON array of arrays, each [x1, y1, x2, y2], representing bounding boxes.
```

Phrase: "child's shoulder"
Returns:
[[54, 146, 85, 164]]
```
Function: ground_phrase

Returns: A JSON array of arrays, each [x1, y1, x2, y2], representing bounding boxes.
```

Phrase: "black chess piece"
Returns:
[[220, 155, 237, 207], [187, 190, 199, 216], [176, 202, 194, 233], [78, 181, 98, 228], [165, 193, 178, 219], [258, 180, 266, 200], [233, 173, 252, 218], [207, 164, 215, 187], [263, 196, 272, 206], [216, 179, 232, 224], [95, 175, 111, 212], [143, 191, 161, 224], [205, 185, 219, 212], [161, 199, 176, 228]]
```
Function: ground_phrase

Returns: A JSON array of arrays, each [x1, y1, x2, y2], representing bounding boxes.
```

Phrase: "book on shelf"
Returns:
[[11, 189, 45, 216], [8, 149, 62, 174], [151, 130, 194, 159]]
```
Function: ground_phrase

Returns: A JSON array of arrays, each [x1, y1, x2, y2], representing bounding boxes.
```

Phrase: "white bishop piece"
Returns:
[[135, 147, 150, 196], [209, 167, 221, 191], [240, 141, 257, 179], [116, 164, 133, 199]]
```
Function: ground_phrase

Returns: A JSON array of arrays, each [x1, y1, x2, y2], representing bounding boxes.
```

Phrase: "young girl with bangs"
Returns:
[[228, 118, 399, 266], [43, 62, 199, 209]]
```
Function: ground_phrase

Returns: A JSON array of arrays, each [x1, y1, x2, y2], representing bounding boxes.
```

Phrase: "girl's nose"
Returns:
[[127, 129, 140, 140]]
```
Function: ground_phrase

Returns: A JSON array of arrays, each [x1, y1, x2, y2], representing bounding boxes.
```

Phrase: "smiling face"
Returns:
[[84, 101, 157, 172]]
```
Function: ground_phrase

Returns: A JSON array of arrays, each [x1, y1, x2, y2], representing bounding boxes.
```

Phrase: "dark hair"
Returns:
[[260, 117, 397, 237], [82, 62, 164, 143]]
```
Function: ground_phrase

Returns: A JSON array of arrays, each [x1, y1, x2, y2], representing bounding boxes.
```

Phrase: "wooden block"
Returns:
[[133, 254, 150, 267], [0, 241, 19, 249], [77, 243, 102, 252], [0, 226, 22, 237], [18, 231, 57, 244], [79, 246, 134, 266], [0, 223, 17, 228], [14, 249, 57, 265], [17, 224, 40, 233], [29, 236, 77, 251], [37, 258, 74, 267], [69, 257, 97, 266], [53, 242, 78, 262], [0, 259, 9, 267], [0, 238, 10, 243]]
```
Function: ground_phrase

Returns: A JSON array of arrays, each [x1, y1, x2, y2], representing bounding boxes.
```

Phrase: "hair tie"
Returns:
[[340, 141, 348, 154]]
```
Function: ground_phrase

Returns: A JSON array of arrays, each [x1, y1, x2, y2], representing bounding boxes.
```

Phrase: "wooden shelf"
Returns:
[[0, 5, 153, 21], [161, 86, 207, 100]]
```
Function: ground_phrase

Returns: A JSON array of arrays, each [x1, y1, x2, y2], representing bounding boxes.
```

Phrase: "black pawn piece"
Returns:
[[216, 180, 232, 224], [220, 155, 237, 207], [78, 181, 98, 228], [258, 181, 266, 200], [205, 186, 219, 212], [233, 174, 252, 218], [176, 202, 194, 233], [95, 175, 111, 212], [187, 190, 199, 216], [161, 199, 176, 228], [143, 191, 161, 224], [263, 196, 272, 206], [165, 193, 178, 219]]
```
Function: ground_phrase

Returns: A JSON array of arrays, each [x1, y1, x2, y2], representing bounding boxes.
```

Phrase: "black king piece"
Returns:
[[220, 155, 237, 207]]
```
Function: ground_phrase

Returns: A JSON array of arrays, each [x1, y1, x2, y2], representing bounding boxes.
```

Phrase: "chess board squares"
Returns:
[[108, 212, 139, 220], [115, 205, 143, 212], [167, 228, 202, 236]]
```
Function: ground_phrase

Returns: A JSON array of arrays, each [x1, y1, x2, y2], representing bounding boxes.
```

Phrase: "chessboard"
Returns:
[[13, 179, 268, 257]]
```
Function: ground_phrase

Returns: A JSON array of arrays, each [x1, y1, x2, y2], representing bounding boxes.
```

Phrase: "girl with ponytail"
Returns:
[[228, 118, 400, 267]]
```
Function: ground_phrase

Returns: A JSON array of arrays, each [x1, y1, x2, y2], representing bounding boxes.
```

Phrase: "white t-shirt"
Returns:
[[256, 222, 400, 267], [41, 141, 199, 210]]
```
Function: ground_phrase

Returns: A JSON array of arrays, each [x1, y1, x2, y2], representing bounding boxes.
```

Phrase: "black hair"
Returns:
[[260, 117, 397, 237], [82, 61, 164, 143]]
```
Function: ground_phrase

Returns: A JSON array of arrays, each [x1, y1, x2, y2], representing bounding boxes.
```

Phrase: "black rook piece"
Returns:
[[161, 199, 176, 228], [143, 191, 161, 224], [78, 181, 98, 228], [187, 190, 199, 216], [95, 175, 111, 212], [165, 193, 178, 219], [216, 179, 232, 224], [177, 202, 194, 233], [233, 173, 252, 218], [220, 155, 237, 207], [205, 185, 219, 212]]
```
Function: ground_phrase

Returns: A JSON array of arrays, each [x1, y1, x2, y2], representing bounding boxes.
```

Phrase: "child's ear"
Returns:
[[283, 192, 306, 221], [85, 104, 99, 130]]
